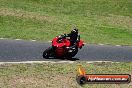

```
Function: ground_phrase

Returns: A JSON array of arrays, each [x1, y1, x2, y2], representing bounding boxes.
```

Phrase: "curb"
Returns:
[[0, 61, 119, 65]]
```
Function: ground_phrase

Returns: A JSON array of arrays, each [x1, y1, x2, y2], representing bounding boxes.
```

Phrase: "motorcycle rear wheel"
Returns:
[[67, 48, 78, 58]]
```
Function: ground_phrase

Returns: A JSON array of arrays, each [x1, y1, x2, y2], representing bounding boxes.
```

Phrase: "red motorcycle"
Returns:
[[43, 36, 84, 59]]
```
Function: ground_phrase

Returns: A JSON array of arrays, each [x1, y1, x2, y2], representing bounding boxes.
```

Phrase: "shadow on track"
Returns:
[[44, 57, 80, 61], [67, 58, 80, 61]]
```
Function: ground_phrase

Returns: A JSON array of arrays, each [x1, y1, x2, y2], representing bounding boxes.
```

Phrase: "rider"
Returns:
[[61, 28, 80, 47]]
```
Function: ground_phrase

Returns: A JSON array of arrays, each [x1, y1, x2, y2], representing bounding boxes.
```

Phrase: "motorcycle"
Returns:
[[43, 35, 84, 59]]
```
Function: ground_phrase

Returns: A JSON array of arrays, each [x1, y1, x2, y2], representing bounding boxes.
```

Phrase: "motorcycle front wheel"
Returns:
[[43, 47, 54, 59]]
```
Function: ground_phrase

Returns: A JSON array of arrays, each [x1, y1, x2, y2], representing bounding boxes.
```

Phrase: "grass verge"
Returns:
[[0, 62, 132, 88], [0, 0, 132, 45]]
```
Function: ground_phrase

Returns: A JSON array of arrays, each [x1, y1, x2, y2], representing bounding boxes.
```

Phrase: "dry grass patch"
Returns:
[[0, 73, 80, 88], [97, 14, 132, 30], [0, 62, 132, 88], [0, 8, 54, 22]]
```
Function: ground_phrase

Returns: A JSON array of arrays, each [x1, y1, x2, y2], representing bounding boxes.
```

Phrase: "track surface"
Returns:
[[0, 39, 132, 62]]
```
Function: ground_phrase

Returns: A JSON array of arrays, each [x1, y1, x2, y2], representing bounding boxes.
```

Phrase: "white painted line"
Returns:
[[0, 61, 75, 64], [83, 43, 87, 45], [116, 45, 121, 46], [111, 62, 120, 63], [0, 61, 120, 65], [58, 61, 74, 63], [31, 40, 36, 41], [99, 44, 105, 46], [0, 38, 132, 48], [15, 39, 22, 40], [86, 61, 113, 63], [0, 38, 6, 39], [48, 41, 52, 42]]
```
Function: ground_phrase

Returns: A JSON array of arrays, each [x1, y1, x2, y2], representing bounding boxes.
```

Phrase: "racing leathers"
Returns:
[[61, 33, 80, 46]]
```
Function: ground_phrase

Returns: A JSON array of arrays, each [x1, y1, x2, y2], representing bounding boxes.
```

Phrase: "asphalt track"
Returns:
[[0, 39, 132, 62]]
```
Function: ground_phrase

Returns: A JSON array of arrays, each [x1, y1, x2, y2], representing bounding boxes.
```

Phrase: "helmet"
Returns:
[[71, 28, 78, 34]]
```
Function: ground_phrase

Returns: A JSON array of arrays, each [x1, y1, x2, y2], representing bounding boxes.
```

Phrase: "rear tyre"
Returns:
[[67, 48, 78, 58], [43, 47, 54, 59]]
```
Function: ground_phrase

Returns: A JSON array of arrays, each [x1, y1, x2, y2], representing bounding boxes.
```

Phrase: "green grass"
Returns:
[[0, 0, 132, 45], [0, 62, 132, 88]]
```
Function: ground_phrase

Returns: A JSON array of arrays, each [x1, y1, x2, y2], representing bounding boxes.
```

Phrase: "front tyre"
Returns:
[[43, 47, 54, 59]]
